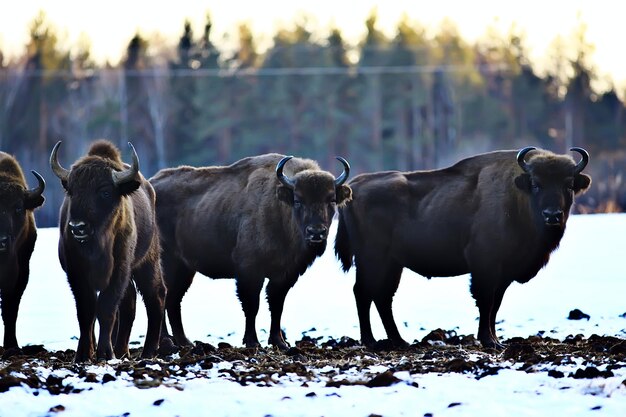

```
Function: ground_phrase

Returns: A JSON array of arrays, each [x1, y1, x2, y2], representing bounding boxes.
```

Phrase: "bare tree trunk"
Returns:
[[146, 78, 167, 170], [0, 69, 25, 151], [370, 73, 383, 171], [118, 70, 128, 150]]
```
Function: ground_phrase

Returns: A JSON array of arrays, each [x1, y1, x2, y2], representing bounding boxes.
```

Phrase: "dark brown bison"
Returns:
[[150, 153, 352, 350], [335, 147, 591, 349], [0, 153, 45, 349], [50, 140, 166, 362]]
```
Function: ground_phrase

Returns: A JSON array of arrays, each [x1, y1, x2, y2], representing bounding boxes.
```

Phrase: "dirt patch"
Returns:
[[1, 331, 625, 394]]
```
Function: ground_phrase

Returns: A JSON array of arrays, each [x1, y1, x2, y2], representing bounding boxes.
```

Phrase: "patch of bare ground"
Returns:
[[1, 330, 625, 394]]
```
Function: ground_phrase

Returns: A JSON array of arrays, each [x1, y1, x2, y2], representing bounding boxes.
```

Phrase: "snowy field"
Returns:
[[1, 213, 625, 416]]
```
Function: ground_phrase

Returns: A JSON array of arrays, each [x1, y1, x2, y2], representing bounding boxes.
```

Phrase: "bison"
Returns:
[[335, 147, 591, 349], [50, 140, 166, 361], [150, 153, 352, 350], [0, 153, 45, 349]]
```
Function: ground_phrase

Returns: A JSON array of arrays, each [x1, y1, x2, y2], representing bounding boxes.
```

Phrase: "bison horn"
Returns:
[[570, 147, 589, 174], [276, 156, 295, 189], [50, 141, 70, 182], [26, 170, 46, 198], [516, 146, 536, 173], [112, 142, 140, 186], [334, 156, 350, 186]]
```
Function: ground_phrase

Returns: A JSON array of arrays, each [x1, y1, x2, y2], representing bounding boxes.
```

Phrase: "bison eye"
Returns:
[[100, 190, 112, 199], [531, 181, 541, 193], [15, 207, 24, 215], [293, 200, 302, 209]]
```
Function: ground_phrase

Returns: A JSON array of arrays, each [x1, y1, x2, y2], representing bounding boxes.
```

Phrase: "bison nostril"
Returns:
[[0, 235, 9, 250], [305, 225, 328, 242], [69, 220, 92, 240], [542, 209, 563, 224], [306, 225, 327, 234]]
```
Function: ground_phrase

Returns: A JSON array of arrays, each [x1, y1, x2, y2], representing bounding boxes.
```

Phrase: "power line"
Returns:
[[0, 63, 510, 78]]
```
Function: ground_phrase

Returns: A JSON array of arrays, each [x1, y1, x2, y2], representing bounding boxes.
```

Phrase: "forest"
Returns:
[[1, 10, 625, 226]]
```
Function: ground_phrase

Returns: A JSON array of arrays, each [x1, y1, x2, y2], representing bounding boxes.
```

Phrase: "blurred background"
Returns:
[[1, 1, 625, 227]]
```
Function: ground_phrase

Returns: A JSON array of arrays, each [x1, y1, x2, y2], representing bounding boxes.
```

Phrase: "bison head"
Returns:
[[276, 156, 352, 246], [50, 141, 141, 245], [0, 171, 45, 256], [515, 146, 592, 228]]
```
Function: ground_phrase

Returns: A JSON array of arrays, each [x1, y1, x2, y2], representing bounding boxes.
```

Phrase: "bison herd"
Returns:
[[0, 140, 592, 362]]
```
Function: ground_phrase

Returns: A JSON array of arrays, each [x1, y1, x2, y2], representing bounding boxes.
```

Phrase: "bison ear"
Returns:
[[117, 179, 142, 196], [336, 184, 353, 207], [573, 173, 592, 194], [514, 174, 532, 193], [25, 194, 45, 210], [276, 184, 294, 205]]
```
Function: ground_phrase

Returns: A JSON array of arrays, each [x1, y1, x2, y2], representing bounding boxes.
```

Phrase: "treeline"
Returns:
[[1, 10, 625, 227]]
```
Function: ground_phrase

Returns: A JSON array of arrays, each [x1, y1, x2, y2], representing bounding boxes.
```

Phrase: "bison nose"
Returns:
[[542, 209, 563, 226], [69, 220, 93, 242], [0, 235, 9, 252], [305, 225, 328, 243]]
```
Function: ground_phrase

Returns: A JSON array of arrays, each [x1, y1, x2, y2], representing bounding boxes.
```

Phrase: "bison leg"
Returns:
[[470, 275, 505, 350], [114, 280, 137, 359], [354, 259, 407, 348], [236, 275, 264, 348], [488, 282, 511, 348], [353, 271, 376, 347], [71, 282, 98, 362], [372, 265, 407, 348], [133, 260, 167, 358], [0, 274, 28, 349], [266, 276, 298, 350], [95, 270, 132, 361], [161, 254, 195, 347], [1, 237, 36, 349]]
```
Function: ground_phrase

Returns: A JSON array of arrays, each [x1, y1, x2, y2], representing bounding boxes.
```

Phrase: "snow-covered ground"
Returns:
[[1, 213, 625, 416]]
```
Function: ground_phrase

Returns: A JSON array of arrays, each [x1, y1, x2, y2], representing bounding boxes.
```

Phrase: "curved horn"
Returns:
[[112, 142, 140, 186], [276, 156, 295, 189], [570, 147, 589, 174], [334, 156, 351, 186], [516, 146, 536, 173], [26, 170, 46, 198], [50, 141, 70, 182]]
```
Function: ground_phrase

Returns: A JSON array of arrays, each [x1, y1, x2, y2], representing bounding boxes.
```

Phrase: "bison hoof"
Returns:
[[140, 349, 157, 359], [244, 340, 262, 349], [1, 347, 23, 360], [158, 337, 179, 355], [368, 339, 406, 351], [173, 336, 194, 348], [391, 338, 410, 349], [74, 346, 95, 363], [271, 340, 290, 351], [481, 339, 506, 351]]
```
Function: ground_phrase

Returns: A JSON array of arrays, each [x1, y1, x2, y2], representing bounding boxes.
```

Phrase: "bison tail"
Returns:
[[334, 210, 353, 272]]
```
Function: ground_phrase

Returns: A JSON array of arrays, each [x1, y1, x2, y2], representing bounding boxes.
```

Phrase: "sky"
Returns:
[[1, 213, 625, 416], [1, 0, 625, 90]]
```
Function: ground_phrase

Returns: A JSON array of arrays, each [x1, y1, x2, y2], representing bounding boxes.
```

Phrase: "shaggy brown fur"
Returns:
[[52, 140, 165, 362], [150, 153, 351, 350], [0, 152, 45, 349], [335, 148, 591, 349]]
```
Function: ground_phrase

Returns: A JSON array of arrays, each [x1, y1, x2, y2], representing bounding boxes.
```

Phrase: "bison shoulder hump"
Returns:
[[0, 152, 26, 183], [87, 139, 123, 163]]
